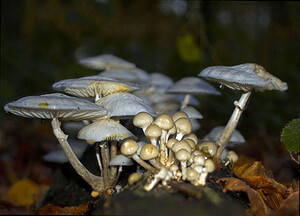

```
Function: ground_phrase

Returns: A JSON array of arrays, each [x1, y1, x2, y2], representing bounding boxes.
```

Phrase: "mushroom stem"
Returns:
[[95, 144, 103, 177], [180, 94, 191, 109], [216, 91, 252, 157], [51, 118, 104, 192], [159, 130, 168, 166], [132, 154, 157, 173], [100, 142, 110, 192], [109, 141, 118, 184]]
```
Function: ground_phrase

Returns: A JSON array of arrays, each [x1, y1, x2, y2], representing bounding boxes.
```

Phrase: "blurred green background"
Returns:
[[1, 0, 299, 149]]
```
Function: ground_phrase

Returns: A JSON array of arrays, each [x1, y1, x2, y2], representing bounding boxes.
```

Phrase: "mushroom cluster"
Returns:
[[4, 53, 288, 196], [120, 111, 217, 191]]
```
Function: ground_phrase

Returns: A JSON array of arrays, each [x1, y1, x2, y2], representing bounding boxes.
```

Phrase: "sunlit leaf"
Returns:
[[281, 118, 300, 153]]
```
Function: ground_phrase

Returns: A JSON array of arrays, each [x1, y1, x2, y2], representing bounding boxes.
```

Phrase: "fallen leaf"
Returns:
[[7, 179, 39, 207], [37, 203, 90, 215], [233, 160, 288, 210], [274, 190, 299, 216], [217, 177, 272, 216]]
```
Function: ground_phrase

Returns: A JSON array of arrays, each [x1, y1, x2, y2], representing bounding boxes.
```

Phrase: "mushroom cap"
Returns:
[[140, 144, 159, 160], [172, 140, 193, 153], [198, 141, 217, 157], [193, 155, 205, 166], [52, 76, 141, 98], [175, 117, 192, 136], [180, 106, 203, 119], [79, 54, 136, 70], [98, 68, 139, 83], [77, 118, 136, 143], [166, 138, 178, 149], [133, 112, 154, 129], [153, 114, 175, 131], [121, 139, 139, 156], [109, 154, 134, 166], [4, 93, 108, 121], [172, 111, 189, 122], [175, 149, 191, 161], [198, 63, 288, 92], [183, 133, 198, 145], [95, 92, 157, 117], [149, 73, 174, 92], [169, 164, 179, 172], [186, 168, 198, 181], [137, 141, 147, 155], [227, 151, 238, 163], [145, 124, 162, 139], [127, 68, 150, 86], [204, 159, 215, 173], [128, 173, 142, 185], [166, 77, 221, 95], [202, 126, 245, 147], [184, 138, 196, 150]]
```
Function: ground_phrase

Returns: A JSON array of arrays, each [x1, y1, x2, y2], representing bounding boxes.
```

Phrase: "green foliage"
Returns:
[[281, 118, 300, 153]]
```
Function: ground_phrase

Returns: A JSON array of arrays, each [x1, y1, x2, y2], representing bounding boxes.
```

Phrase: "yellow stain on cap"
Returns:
[[38, 102, 50, 107]]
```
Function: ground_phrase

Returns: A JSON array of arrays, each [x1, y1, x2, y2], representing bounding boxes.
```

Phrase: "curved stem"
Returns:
[[132, 154, 157, 173], [51, 118, 104, 192], [181, 94, 191, 109], [216, 91, 252, 157]]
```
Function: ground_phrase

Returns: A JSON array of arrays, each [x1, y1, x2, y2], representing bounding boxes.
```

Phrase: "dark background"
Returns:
[[1, 0, 299, 183]]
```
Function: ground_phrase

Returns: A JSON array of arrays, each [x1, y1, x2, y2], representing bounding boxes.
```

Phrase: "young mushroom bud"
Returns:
[[186, 168, 199, 182], [140, 144, 162, 169], [225, 150, 238, 166], [133, 112, 154, 133], [145, 124, 162, 147], [183, 133, 198, 145], [198, 141, 217, 158], [175, 117, 192, 140], [144, 167, 172, 191], [172, 111, 189, 122], [121, 139, 156, 172], [171, 140, 193, 154], [198, 159, 215, 186], [184, 138, 196, 150], [169, 164, 179, 179], [128, 172, 142, 186], [153, 114, 175, 165], [175, 149, 191, 179]]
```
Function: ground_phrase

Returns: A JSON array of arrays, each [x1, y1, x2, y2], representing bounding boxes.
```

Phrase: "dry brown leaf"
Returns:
[[217, 177, 272, 216], [233, 159, 288, 210], [38, 203, 90, 215], [274, 190, 299, 216]]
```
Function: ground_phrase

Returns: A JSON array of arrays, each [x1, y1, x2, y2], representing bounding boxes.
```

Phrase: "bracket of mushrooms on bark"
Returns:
[[4, 54, 288, 196]]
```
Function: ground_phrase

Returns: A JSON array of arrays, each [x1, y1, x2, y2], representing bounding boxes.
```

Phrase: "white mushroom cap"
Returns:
[[180, 106, 203, 119], [95, 92, 157, 117], [52, 76, 141, 98], [79, 54, 136, 70], [193, 155, 205, 166], [109, 154, 134, 166], [4, 93, 108, 121], [198, 63, 288, 92], [98, 68, 139, 83], [77, 118, 136, 143], [166, 77, 221, 95], [202, 126, 245, 147], [140, 144, 159, 160], [148, 72, 174, 92]]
